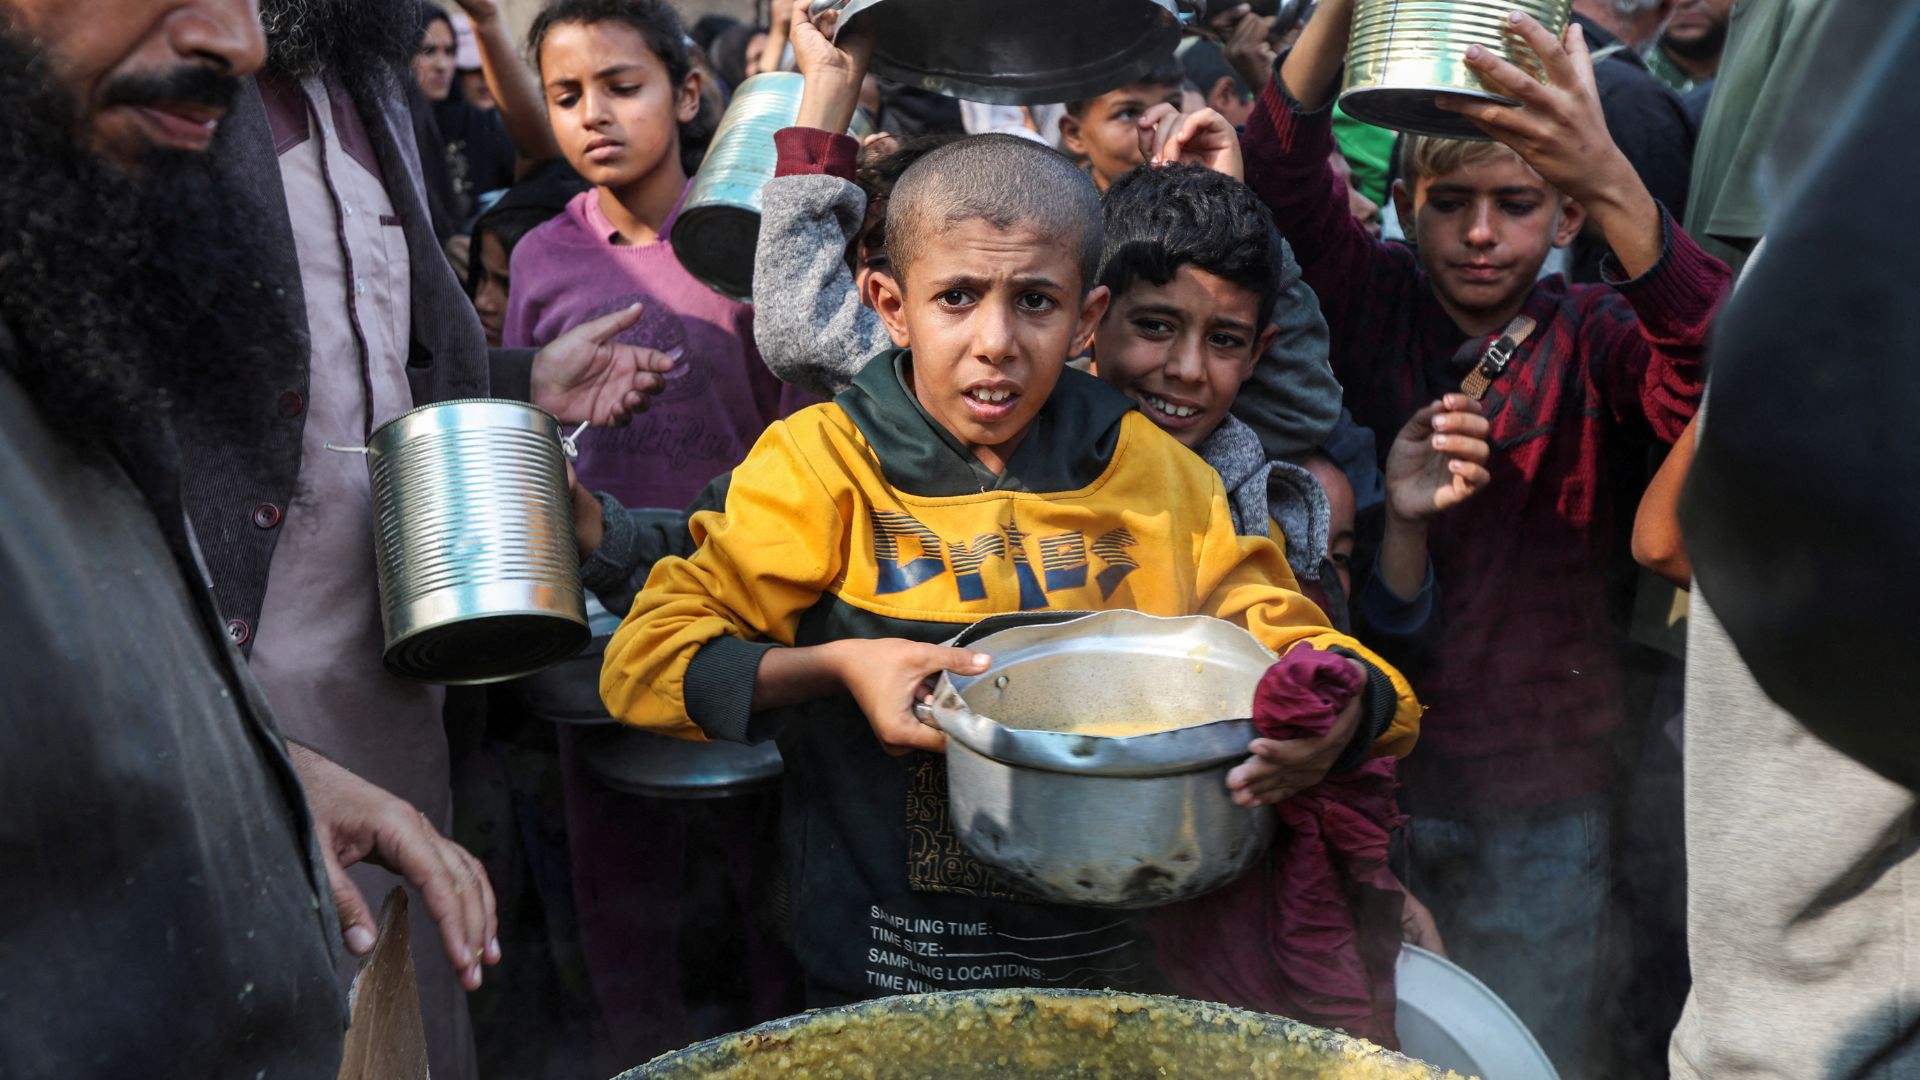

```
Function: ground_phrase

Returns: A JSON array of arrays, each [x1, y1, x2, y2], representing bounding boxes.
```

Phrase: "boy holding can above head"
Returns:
[[602, 133, 1423, 1006], [1242, 3, 1727, 1073]]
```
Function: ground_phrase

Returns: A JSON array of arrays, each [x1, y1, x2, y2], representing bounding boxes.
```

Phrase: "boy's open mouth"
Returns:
[[962, 380, 1021, 422]]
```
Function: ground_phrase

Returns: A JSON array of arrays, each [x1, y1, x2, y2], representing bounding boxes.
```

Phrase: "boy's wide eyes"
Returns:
[[935, 289, 974, 307], [1016, 292, 1056, 313], [1133, 317, 1174, 338], [1208, 331, 1248, 351]]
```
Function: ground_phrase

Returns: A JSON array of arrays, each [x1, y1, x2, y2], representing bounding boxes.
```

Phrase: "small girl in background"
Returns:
[[505, 0, 804, 1066], [506, 0, 800, 511]]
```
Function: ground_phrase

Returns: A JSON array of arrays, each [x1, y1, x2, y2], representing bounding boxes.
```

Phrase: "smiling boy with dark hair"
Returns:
[[1241, 2, 1728, 1071], [603, 133, 1422, 1006]]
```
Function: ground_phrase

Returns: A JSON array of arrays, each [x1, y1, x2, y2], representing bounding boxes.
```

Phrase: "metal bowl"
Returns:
[[824, 0, 1191, 106], [575, 725, 784, 801], [621, 988, 1453, 1078], [922, 611, 1277, 908]]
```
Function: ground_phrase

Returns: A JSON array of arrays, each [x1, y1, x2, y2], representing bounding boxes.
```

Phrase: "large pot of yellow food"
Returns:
[[619, 989, 1465, 1078]]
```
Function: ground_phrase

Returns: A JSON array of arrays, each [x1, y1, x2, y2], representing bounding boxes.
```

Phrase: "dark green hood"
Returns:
[[834, 348, 1137, 497]]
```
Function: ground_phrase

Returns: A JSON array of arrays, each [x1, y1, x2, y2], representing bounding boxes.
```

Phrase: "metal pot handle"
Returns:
[[913, 701, 939, 729]]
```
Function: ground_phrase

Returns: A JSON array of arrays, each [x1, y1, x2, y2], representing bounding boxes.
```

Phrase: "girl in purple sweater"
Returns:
[[507, 1, 804, 1062], [507, 0, 807, 510]]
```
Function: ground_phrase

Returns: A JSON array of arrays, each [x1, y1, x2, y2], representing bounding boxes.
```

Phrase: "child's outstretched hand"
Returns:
[[1385, 394, 1492, 523], [1437, 13, 1662, 276], [1225, 660, 1366, 807], [830, 638, 991, 755], [1138, 104, 1244, 181], [791, 0, 874, 133]]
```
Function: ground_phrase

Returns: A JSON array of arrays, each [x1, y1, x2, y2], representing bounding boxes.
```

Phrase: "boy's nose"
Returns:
[[972, 301, 1019, 363], [1166, 340, 1206, 383], [1466, 201, 1498, 247]]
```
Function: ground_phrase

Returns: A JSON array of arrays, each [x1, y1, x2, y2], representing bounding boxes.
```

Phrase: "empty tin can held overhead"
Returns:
[[671, 72, 873, 303], [1340, 0, 1573, 140], [365, 398, 588, 684]]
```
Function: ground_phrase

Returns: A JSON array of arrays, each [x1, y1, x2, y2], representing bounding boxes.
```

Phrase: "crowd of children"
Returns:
[[423, 0, 1727, 1076]]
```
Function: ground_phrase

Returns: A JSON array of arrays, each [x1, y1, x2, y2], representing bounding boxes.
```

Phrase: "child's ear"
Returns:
[[871, 270, 913, 348], [1074, 285, 1112, 355], [1058, 113, 1086, 157], [677, 68, 703, 125], [1551, 197, 1587, 249], [1390, 178, 1415, 239]]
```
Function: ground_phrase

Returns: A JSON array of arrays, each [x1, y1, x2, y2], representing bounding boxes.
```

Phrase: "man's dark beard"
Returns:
[[260, 0, 421, 105], [1663, 17, 1729, 62], [0, 29, 302, 484]]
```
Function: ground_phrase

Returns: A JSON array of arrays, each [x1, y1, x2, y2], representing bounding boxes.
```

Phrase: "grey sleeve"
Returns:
[[1227, 237, 1344, 461], [578, 473, 731, 617], [752, 174, 894, 399]]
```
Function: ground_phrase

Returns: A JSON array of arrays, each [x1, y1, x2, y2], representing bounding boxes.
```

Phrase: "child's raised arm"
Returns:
[[1277, 0, 1356, 111]]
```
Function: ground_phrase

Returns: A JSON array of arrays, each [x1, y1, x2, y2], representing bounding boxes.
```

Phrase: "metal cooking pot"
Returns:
[[671, 72, 874, 303], [817, 0, 1199, 106], [1340, 0, 1573, 139], [621, 988, 1455, 1078], [364, 398, 588, 684], [919, 610, 1276, 908]]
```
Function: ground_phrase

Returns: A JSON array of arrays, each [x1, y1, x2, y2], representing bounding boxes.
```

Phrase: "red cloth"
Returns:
[[1147, 646, 1406, 1047], [773, 127, 859, 181]]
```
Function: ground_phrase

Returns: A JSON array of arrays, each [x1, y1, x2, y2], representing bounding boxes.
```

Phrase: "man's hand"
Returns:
[[791, 0, 874, 132], [1139, 105, 1245, 180], [1385, 394, 1491, 523], [288, 745, 500, 990], [1223, 10, 1280, 95], [530, 303, 676, 427], [1437, 14, 1662, 276], [1225, 657, 1366, 806], [826, 638, 991, 755]]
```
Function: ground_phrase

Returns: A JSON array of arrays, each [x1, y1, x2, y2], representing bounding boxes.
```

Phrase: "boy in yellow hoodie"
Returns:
[[602, 134, 1420, 1005]]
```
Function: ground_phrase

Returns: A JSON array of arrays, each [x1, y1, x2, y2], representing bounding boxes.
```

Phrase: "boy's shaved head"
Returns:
[[885, 134, 1103, 294]]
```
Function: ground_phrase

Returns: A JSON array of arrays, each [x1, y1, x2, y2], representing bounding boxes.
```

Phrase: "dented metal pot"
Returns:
[[919, 611, 1277, 908]]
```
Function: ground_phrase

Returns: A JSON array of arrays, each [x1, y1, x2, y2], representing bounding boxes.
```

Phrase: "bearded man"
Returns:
[[0, 0, 508, 1075]]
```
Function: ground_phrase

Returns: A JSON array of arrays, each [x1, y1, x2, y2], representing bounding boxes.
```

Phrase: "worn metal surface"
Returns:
[[367, 398, 587, 684], [1340, 0, 1572, 139], [819, 0, 1193, 105], [575, 725, 784, 800], [924, 611, 1277, 908], [671, 72, 873, 302]]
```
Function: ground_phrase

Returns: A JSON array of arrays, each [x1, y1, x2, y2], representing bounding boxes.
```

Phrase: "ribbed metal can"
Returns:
[[671, 72, 873, 303], [366, 398, 588, 684], [1340, 0, 1572, 140]]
